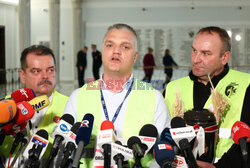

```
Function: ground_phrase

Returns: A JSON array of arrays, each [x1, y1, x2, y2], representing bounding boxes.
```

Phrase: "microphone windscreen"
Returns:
[[71, 122, 81, 134], [15, 102, 35, 124], [0, 100, 17, 124], [100, 120, 114, 131], [36, 129, 49, 140], [127, 136, 141, 148], [75, 113, 94, 146], [11, 88, 36, 103], [231, 121, 250, 144], [154, 140, 175, 167], [139, 124, 158, 138], [3, 122, 27, 135], [61, 114, 75, 126], [160, 127, 173, 142], [171, 117, 186, 128], [115, 140, 122, 145], [28, 95, 50, 111]]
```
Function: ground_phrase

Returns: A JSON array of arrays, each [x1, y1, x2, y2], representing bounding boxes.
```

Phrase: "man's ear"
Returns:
[[222, 51, 230, 65], [19, 69, 26, 85], [133, 52, 138, 63]]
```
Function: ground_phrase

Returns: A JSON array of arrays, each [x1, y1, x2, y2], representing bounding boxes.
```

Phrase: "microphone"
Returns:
[[28, 95, 50, 111], [60, 122, 81, 168], [138, 124, 158, 155], [23, 129, 49, 167], [127, 136, 144, 168], [45, 114, 75, 167], [2, 102, 35, 136], [72, 113, 94, 168], [10, 88, 36, 103], [160, 127, 180, 155], [0, 88, 36, 103], [0, 99, 17, 125], [170, 117, 198, 168], [112, 141, 133, 168], [98, 120, 117, 168], [15, 102, 35, 125], [153, 140, 175, 168], [231, 121, 250, 167]]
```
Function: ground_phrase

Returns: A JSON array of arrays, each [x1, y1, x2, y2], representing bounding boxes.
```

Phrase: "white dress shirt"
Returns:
[[64, 74, 171, 137]]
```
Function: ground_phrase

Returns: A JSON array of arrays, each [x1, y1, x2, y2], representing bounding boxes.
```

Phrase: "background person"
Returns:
[[76, 46, 88, 87], [163, 49, 178, 86], [142, 47, 155, 83], [91, 44, 102, 80]]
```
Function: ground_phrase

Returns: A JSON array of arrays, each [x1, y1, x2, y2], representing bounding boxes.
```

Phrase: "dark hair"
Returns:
[[148, 47, 153, 53], [104, 23, 138, 51], [84, 46, 88, 50], [197, 26, 231, 54], [20, 45, 56, 70], [165, 49, 170, 55]]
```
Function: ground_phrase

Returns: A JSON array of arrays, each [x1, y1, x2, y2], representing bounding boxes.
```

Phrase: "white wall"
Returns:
[[0, 3, 18, 69]]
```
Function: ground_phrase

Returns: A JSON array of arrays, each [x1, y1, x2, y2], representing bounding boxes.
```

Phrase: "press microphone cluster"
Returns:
[[23, 129, 49, 168], [44, 114, 75, 167], [170, 117, 198, 168], [60, 122, 81, 168], [96, 120, 134, 168]]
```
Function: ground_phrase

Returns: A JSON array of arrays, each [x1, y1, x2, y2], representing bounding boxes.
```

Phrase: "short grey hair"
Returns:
[[103, 23, 138, 52]]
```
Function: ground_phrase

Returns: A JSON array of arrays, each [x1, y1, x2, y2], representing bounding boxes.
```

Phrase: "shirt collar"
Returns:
[[100, 73, 134, 93]]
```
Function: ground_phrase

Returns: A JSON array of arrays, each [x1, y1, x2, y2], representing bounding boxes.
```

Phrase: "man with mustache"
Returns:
[[0, 45, 68, 167], [164, 26, 250, 164]]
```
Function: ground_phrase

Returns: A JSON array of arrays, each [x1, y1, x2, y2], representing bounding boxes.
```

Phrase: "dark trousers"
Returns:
[[93, 65, 100, 80], [142, 74, 152, 83], [77, 68, 85, 87]]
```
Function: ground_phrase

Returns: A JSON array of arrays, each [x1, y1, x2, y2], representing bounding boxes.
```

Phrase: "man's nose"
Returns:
[[41, 70, 48, 78], [193, 52, 202, 63], [113, 46, 121, 54]]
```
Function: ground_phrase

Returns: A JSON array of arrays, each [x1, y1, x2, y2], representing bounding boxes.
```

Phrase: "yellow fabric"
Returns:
[[76, 79, 156, 168], [165, 69, 250, 159]]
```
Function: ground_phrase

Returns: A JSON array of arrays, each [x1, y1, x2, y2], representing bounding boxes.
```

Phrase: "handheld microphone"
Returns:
[[1, 88, 36, 103], [127, 136, 144, 168], [231, 121, 250, 167], [161, 127, 180, 155], [138, 124, 158, 155], [0, 99, 17, 124], [98, 120, 117, 168], [60, 122, 81, 168], [23, 129, 49, 167], [28, 95, 50, 111], [112, 141, 133, 168], [45, 114, 74, 167], [170, 117, 198, 168], [153, 140, 175, 168], [2, 101, 35, 136], [72, 113, 94, 168], [15, 102, 35, 125]]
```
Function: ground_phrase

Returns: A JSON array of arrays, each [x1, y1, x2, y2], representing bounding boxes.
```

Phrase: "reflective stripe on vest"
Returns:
[[76, 79, 156, 168], [165, 69, 250, 159]]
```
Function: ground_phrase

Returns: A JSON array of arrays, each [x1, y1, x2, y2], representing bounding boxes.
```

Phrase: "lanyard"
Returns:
[[100, 78, 134, 123]]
